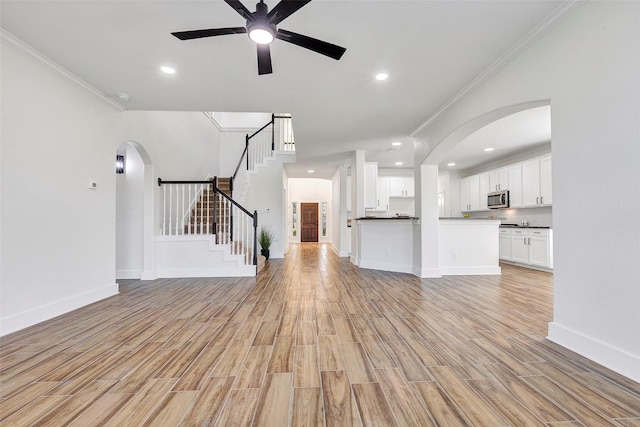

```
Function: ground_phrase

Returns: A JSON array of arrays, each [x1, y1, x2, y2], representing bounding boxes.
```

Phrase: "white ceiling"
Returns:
[[441, 105, 551, 172], [1, 0, 563, 178]]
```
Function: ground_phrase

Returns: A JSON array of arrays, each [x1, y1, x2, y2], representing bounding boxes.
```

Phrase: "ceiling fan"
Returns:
[[171, 0, 347, 75]]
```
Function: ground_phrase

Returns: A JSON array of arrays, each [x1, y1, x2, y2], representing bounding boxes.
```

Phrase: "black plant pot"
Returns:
[[260, 248, 270, 260]]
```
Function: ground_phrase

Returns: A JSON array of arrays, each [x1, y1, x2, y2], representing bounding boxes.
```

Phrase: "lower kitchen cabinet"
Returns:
[[501, 228, 553, 269], [499, 228, 512, 260]]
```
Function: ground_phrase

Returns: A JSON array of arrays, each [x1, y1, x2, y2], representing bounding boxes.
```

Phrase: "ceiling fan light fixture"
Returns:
[[248, 21, 275, 44]]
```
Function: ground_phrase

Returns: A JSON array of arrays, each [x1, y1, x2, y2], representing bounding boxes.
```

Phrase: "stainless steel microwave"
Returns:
[[488, 190, 509, 209]]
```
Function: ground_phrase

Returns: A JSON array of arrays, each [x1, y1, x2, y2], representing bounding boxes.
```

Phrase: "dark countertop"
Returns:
[[500, 224, 552, 229], [355, 216, 418, 220], [439, 217, 501, 221]]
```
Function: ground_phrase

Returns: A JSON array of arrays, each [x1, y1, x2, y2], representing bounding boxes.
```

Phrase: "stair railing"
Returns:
[[158, 178, 214, 236], [214, 188, 258, 267], [232, 114, 294, 183], [158, 177, 258, 267]]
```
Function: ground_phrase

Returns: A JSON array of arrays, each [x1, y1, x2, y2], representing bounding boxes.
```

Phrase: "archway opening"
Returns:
[[116, 141, 154, 280]]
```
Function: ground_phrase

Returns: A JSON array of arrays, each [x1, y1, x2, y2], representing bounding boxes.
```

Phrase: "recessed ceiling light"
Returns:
[[395, 162, 403, 166], [391, 141, 402, 146], [484, 147, 494, 152], [375, 73, 388, 81], [117, 93, 131, 102], [307, 169, 315, 173], [161, 66, 176, 74], [447, 162, 456, 167]]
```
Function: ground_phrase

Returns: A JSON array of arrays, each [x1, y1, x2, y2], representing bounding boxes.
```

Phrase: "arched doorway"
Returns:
[[116, 141, 155, 280]]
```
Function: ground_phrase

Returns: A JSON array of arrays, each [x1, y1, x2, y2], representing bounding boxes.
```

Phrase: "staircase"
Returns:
[[156, 114, 293, 277]]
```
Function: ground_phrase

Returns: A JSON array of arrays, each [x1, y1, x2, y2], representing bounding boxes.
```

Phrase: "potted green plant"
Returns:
[[258, 226, 274, 260]]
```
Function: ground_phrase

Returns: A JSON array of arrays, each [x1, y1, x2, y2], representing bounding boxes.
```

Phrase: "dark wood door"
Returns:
[[301, 203, 318, 242]]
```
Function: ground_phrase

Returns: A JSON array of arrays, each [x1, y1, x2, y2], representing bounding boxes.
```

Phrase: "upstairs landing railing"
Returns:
[[158, 177, 258, 267], [233, 114, 295, 182]]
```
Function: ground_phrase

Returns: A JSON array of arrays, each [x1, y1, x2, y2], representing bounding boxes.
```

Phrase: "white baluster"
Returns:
[[206, 183, 210, 235], [162, 185, 167, 235]]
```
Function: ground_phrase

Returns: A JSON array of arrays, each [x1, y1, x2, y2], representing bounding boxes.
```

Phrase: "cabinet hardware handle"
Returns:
[[540, 196, 543, 204], [528, 237, 531, 245], [536, 196, 539, 204], [524, 237, 527, 245]]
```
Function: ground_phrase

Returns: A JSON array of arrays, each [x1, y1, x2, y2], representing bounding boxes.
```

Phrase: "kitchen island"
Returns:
[[438, 218, 501, 275], [352, 217, 419, 274], [352, 216, 501, 276]]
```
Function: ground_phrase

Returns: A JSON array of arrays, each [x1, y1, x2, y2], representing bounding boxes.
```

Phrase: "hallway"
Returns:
[[1, 244, 639, 425]]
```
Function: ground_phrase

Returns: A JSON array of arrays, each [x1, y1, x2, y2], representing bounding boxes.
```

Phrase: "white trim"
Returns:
[[439, 266, 501, 276], [1, 29, 125, 111], [157, 266, 256, 278], [359, 260, 413, 275], [0, 284, 119, 337], [415, 267, 442, 278], [548, 322, 640, 384], [140, 270, 157, 281], [116, 269, 142, 280], [330, 243, 349, 258], [411, 0, 586, 137]]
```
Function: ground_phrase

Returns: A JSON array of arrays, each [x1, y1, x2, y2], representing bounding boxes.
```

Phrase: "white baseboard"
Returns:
[[439, 266, 501, 276], [548, 322, 640, 383], [415, 267, 442, 278], [116, 269, 142, 280], [330, 244, 349, 258], [157, 266, 256, 278], [140, 270, 157, 280], [0, 283, 119, 337], [359, 259, 413, 274]]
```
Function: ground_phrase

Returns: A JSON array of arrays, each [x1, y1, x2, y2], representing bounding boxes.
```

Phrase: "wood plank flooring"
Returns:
[[1, 243, 639, 426]]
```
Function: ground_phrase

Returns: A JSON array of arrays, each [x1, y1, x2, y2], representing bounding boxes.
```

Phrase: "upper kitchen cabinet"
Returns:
[[460, 174, 481, 212], [489, 168, 509, 192], [364, 163, 378, 209], [522, 155, 552, 207], [508, 164, 523, 208], [388, 177, 414, 198], [371, 177, 389, 212]]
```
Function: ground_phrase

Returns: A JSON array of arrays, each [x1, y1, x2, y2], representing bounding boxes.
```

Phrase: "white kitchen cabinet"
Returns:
[[372, 177, 389, 212], [364, 163, 378, 209], [539, 155, 552, 206], [522, 156, 552, 207], [499, 228, 512, 260], [489, 168, 509, 192], [508, 164, 523, 208], [528, 229, 552, 268], [507, 228, 553, 268], [479, 172, 490, 211], [510, 229, 530, 264], [460, 174, 481, 212], [389, 177, 414, 198]]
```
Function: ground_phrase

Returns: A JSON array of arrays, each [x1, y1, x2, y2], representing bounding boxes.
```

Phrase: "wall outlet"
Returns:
[[88, 181, 97, 189]]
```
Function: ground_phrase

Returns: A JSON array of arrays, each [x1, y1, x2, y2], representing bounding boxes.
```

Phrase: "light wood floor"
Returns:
[[1, 244, 639, 426]]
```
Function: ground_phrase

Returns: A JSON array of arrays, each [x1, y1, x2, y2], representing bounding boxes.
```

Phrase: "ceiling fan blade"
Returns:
[[276, 29, 346, 60], [267, 0, 312, 25], [257, 44, 273, 75], [223, 0, 254, 21], [172, 27, 247, 40]]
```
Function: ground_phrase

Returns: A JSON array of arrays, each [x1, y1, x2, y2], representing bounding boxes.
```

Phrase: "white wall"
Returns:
[[331, 165, 349, 257], [415, 2, 640, 381], [244, 156, 288, 258], [116, 143, 144, 279], [1, 43, 121, 335], [1, 41, 221, 335], [288, 177, 333, 243]]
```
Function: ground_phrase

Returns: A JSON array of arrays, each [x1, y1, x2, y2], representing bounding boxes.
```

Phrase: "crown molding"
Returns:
[[1, 29, 125, 112], [412, 0, 587, 137]]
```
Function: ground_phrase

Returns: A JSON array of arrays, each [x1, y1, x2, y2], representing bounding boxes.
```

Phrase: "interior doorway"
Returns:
[[116, 141, 154, 280], [301, 203, 318, 242]]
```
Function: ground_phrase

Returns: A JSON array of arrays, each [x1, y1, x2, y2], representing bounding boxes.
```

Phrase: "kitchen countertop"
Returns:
[[500, 224, 552, 229], [439, 217, 501, 221], [355, 216, 418, 220]]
